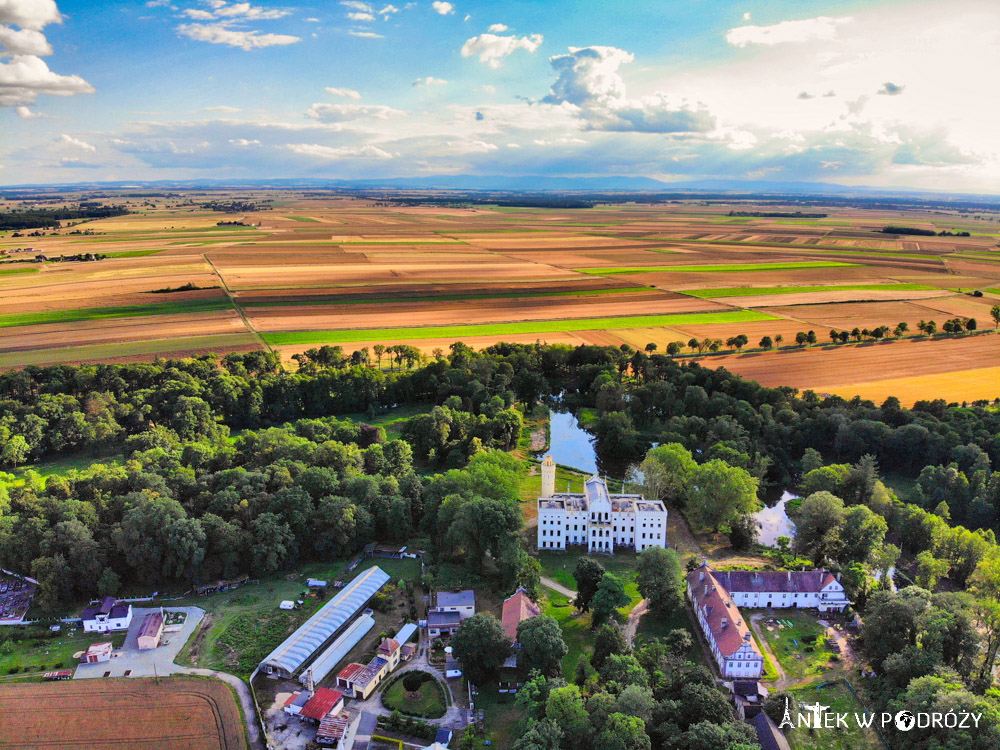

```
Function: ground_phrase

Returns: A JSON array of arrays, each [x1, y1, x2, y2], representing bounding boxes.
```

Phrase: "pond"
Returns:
[[546, 409, 640, 480], [753, 490, 798, 547]]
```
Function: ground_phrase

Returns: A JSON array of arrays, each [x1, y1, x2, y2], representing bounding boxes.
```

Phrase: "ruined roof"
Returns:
[[300, 688, 344, 721]]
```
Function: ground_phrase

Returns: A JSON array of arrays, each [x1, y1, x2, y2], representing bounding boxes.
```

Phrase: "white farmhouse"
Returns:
[[536, 456, 667, 554], [686, 563, 849, 679], [80, 596, 133, 633]]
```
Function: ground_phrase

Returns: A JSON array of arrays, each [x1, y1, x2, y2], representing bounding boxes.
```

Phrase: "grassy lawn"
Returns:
[[542, 590, 592, 680], [882, 472, 919, 505], [753, 610, 837, 681], [381, 671, 446, 718], [0, 297, 233, 329], [11, 452, 124, 482], [787, 680, 883, 750], [0, 625, 127, 675], [475, 684, 525, 749], [575, 261, 862, 275], [261, 311, 779, 346], [680, 283, 937, 298], [634, 605, 706, 666], [173, 557, 422, 678]]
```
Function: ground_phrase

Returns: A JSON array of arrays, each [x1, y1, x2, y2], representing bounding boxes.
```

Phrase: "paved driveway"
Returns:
[[75, 606, 204, 679]]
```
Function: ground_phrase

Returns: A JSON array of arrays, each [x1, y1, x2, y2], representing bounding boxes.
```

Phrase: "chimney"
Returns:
[[787, 571, 792, 582]]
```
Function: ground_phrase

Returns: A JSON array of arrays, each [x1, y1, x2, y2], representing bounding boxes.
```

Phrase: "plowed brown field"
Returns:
[[0, 677, 247, 750]]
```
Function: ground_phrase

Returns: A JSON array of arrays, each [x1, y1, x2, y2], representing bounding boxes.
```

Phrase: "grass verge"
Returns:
[[680, 283, 937, 298], [575, 261, 863, 275]]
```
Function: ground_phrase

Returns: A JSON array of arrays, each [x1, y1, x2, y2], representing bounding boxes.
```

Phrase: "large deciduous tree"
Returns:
[[517, 614, 568, 678], [635, 546, 682, 615], [451, 613, 512, 685]]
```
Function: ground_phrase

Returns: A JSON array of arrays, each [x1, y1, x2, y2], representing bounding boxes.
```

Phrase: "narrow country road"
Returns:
[[624, 599, 648, 646], [540, 576, 577, 600]]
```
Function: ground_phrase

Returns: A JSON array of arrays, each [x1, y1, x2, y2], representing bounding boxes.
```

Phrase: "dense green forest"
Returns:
[[0, 204, 130, 230], [2, 343, 1000, 748]]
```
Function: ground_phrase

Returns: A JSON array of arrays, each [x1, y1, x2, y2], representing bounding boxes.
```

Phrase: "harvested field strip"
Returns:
[[102, 249, 167, 258], [682, 283, 938, 298], [245, 286, 657, 307], [0, 297, 234, 328], [639, 237, 937, 255], [0, 677, 248, 750], [0, 333, 259, 368], [0, 266, 39, 275], [261, 310, 778, 345], [576, 261, 862, 275]]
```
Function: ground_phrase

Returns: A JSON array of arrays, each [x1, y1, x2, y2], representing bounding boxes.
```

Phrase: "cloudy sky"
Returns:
[[1, 0, 998, 191]]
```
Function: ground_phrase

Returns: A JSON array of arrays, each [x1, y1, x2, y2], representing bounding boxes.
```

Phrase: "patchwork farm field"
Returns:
[[0, 677, 248, 750], [3, 191, 1000, 403]]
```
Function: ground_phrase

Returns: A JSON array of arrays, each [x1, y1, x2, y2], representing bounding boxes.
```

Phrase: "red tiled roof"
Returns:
[[687, 567, 760, 659], [337, 663, 366, 683], [501, 589, 542, 642], [378, 638, 400, 655], [300, 688, 344, 721]]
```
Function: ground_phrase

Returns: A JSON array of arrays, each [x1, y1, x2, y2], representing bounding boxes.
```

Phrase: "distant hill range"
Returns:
[[2, 175, 998, 204]]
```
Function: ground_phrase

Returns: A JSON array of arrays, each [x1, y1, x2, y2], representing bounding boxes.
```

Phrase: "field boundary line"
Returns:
[[203, 253, 274, 359]]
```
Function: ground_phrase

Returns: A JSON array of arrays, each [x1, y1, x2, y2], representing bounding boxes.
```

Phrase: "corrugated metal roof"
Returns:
[[300, 614, 375, 686], [392, 622, 417, 645], [261, 566, 390, 675]]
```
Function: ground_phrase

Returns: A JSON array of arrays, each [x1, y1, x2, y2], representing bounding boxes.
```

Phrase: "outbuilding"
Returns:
[[137, 611, 164, 650], [81, 642, 113, 664]]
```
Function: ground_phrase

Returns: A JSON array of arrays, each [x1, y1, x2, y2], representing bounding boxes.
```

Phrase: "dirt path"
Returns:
[[540, 576, 577, 600], [203, 252, 272, 357], [624, 599, 648, 646]]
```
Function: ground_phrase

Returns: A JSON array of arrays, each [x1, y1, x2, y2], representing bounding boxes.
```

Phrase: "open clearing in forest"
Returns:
[[0, 677, 247, 750], [4, 193, 1000, 403]]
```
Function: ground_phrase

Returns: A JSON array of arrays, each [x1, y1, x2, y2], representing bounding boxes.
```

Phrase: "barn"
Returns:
[[137, 612, 164, 650]]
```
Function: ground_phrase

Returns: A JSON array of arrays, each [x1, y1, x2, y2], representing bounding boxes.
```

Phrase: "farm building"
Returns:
[[298, 614, 375, 687], [687, 563, 849, 679], [81, 597, 133, 633], [337, 656, 389, 700], [283, 691, 310, 716], [300, 688, 345, 722], [316, 712, 350, 746], [259, 565, 390, 678], [81, 642, 113, 664], [537, 459, 668, 554], [136, 612, 164, 650]]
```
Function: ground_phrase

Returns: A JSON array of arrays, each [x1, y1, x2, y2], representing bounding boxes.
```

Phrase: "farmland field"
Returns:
[[0, 677, 248, 750], [3, 191, 1000, 403]]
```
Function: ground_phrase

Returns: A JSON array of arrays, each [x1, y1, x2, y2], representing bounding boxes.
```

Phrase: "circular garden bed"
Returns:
[[380, 669, 447, 719]]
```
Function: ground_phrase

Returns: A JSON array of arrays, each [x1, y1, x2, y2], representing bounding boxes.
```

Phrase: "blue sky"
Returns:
[[1, 0, 997, 190]]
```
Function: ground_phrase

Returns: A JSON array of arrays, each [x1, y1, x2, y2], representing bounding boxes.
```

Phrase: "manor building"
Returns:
[[536, 455, 668, 554], [687, 563, 849, 679]]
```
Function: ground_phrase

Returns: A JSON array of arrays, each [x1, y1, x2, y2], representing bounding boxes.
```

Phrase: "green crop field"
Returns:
[[575, 261, 862, 275], [285, 215, 319, 222], [0, 297, 234, 328], [680, 283, 938, 298], [0, 266, 39, 275], [260, 310, 779, 346], [244, 286, 657, 308]]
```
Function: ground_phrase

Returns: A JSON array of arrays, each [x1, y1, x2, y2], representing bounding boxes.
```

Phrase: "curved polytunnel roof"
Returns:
[[261, 565, 390, 675]]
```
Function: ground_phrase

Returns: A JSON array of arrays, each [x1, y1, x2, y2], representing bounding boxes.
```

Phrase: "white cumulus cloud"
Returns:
[[0, 0, 61, 31], [229, 138, 260, 146], [0, 26, 53, 55], [0, 54, 94, 105], [348, 29, 383, 38], [59, 133, 95, 152], [287, 142, 393, 159], [487, 23, 506, 32], [178, 23, 300, 50], [413, 76, 446, 87], [461, 32, 542, 68], [326, 86, 362, 99], [305, 102, 405, 121], [726, 16, 852, 47], [432, 1, 453, 15]]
